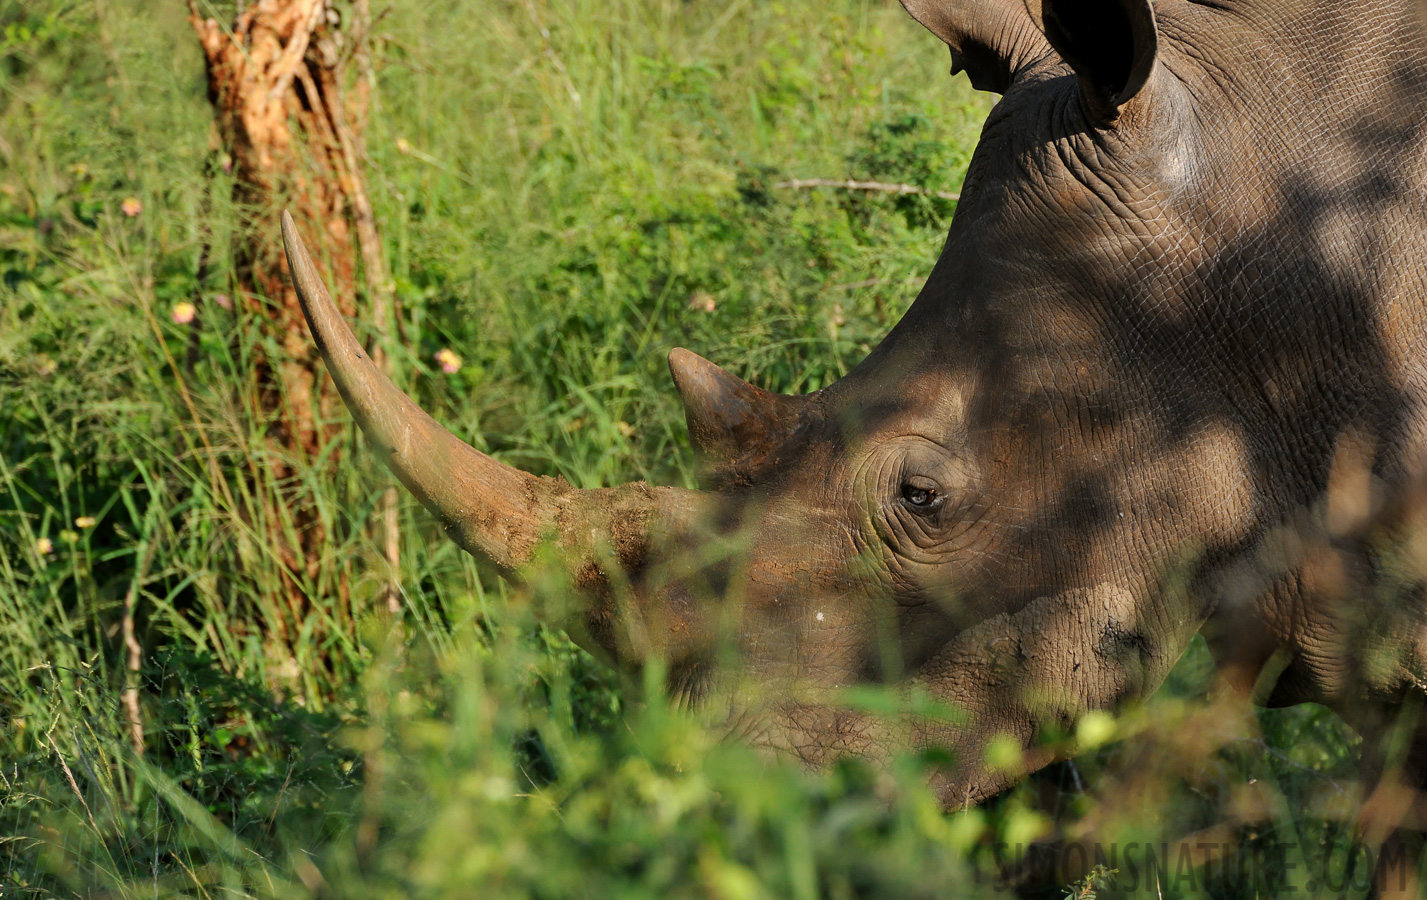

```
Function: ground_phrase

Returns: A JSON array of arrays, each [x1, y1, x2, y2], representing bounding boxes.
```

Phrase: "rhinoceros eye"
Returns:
[[900, 476, 942, 513]]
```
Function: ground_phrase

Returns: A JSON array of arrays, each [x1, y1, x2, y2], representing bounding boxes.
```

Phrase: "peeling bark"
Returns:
[[189, 0, 400, 637], [189, 0, 360, 459]]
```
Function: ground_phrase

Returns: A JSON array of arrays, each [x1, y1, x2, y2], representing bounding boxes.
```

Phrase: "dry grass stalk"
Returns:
[[774, 176, 961, 201]]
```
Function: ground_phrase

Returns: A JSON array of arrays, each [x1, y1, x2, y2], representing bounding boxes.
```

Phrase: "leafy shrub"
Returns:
[[844, 113, 966, 229]]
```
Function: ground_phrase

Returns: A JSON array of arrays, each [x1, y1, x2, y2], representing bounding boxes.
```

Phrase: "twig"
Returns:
[[171, 851, 215, 900], [521, 0, 581, 108], [267, 763, 295, 834], [121, 528, 160, 757], [294, 56, 338, 154], [47, 735, 99, 833], [337, 2, 392, 73], [1226, 734, 1352, 798], [828, 276, 924, 292], [380, 487, 401, 613], [267, 0, 326, 102], [391, 140, 480, 187], [774, 177, 960, 201]]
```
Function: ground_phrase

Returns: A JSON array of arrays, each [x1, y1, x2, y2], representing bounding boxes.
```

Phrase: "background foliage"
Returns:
[[0, 0, 1376, 896]]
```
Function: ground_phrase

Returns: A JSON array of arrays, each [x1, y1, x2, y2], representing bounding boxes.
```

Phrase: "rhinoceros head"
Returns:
[[286, 0, 1427, 806]]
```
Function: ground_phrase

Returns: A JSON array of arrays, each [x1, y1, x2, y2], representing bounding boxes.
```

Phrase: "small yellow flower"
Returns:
[[74, 516, 96, 529], [35, 537, 54, 555], [396, 137, 412, 155], [120, 197, 143, 217], [171, 302, 196, 325], [434, 348, 462, 374], [34, 354, 57, 377]]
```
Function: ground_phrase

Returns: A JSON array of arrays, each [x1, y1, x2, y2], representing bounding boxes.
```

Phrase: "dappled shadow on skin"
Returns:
[[254, 1, 1427, 895], [589, 89, 1427, 862], [618, 7, 1427, 892], [970, 446, 1427, 897]]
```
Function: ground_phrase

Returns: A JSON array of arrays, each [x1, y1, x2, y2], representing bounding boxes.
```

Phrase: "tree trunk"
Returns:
[[189, 0, 402, 647], [189, 0, 363, 455]]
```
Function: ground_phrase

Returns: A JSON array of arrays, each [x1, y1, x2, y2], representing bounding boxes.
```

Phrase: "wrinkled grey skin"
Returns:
[[285, 0, 1427, 848]]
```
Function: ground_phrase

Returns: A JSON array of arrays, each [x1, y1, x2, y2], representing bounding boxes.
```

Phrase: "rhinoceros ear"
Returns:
[[1032, 0, 1158, 120], [668, 348, 806, 483], [899, 0, 1051, 94]]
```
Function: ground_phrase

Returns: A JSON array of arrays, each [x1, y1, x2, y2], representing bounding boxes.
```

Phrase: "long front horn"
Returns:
[[283, 211, 570, 574], [286, 212, 721, 665]]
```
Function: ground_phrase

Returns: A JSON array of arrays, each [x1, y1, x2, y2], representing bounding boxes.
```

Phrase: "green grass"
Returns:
[[0, 0, 1382, 896]]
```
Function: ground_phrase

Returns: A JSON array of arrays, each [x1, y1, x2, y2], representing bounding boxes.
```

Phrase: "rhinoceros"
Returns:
[[282, 0, 1427, 871]]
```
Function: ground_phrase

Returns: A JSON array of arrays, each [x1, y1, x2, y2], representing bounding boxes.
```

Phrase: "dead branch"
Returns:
[[773, 177, 960, 201], [267, 0, 325, 101], [520, 0, 581, 108], [121, 531, 159, 757], [190, 0, 402, 641]]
